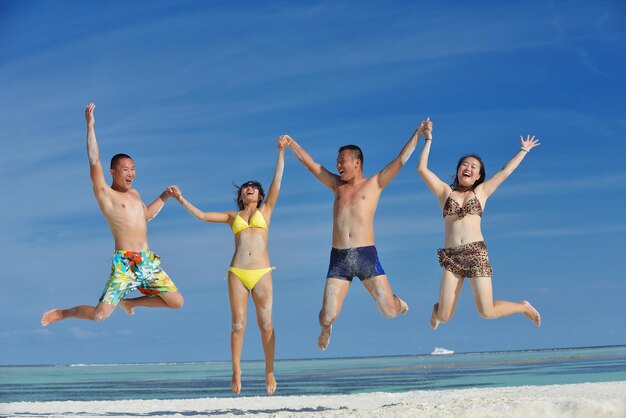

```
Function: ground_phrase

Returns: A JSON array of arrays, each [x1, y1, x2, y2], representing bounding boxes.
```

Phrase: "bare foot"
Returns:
[[430, 303, 440, 330], [522, 301, 541, 327], [395, 295, 409, 314], [41, 309, 63, 327], [118, 300, 135, 316], [318, 324, 332, 351], [231, 370, 242, 395], [265, 371, 277, 396]]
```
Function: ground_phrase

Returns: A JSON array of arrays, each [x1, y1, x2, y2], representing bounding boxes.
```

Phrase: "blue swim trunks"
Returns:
[[326, 246, 385, 281]]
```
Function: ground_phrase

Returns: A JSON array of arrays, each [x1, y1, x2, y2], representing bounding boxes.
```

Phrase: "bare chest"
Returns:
[[335, 182, 377, 212], [337, 184, 364, 202], [108, 193, 145, 221]]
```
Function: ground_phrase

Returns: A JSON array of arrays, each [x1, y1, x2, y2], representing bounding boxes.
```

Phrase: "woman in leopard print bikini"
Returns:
[[417, 118, 541, 330]]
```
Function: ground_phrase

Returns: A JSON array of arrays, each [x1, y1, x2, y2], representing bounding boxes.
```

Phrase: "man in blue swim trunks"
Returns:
[[41, 103, 184, 326], [283, 118, 429, 350]]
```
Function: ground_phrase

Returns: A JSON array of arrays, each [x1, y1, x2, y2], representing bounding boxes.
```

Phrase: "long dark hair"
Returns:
[[235, 180, 265, 210], [450, 154, 486, 191]]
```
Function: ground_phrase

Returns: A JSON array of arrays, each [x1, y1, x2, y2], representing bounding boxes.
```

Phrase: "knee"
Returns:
[[376, 297, 402, 318], [260, 318, 273, 333], [94, 309, 112, 322], [477, 307, 497, 320], [169, 295, 184, 310], [232, 319, 246, 333], [437, 310, 453, 323], [257, 303, 273, 332], [380, 304, 399, 319], [319, 310, 336, 326]]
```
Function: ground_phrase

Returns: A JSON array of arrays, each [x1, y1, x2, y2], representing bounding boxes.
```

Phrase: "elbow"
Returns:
[[88, 153, 99, 166], [502, 170, 513, 179]]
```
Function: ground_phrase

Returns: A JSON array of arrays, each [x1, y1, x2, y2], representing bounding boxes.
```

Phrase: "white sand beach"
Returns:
[[2, 381, 624, 418]]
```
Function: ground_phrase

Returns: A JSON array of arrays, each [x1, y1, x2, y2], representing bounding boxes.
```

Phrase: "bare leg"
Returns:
[[228, 273, 249, 394], [251, 272, 276, 395], [362, 275, 409, 318], [431, 269, 465, 330], [41, 302, 116, 326], [469, 277, 541, 326], [118, 291, 184, 315], [318, 278, 351, 350]]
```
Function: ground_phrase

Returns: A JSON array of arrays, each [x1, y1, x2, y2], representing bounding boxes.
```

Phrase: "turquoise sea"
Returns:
[[1, 345, 625, 402]]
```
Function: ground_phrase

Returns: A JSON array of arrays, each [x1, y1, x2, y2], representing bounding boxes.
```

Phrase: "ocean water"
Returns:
[[1, 345, 624, 402]]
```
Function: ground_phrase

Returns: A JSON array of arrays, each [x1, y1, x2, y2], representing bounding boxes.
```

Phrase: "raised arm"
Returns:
[[376, 120, 426, 189], [416, 119, 450, 201], [283, 135, 338, 190], [262, 136, 286, 213], [85, 103, 109, 200], [170, 186, 232, 224], [477, 135, 541, 198]]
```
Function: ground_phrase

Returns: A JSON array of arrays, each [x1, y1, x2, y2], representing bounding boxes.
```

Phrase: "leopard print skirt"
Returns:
[[437, 241, 493, 278]]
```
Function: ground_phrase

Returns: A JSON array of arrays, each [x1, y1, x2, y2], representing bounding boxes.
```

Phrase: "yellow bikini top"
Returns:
[[231, 210, 268, 234]]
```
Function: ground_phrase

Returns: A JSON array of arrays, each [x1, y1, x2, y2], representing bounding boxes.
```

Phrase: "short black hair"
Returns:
[[110, 153, 133, 169], [235, 180, 265, 210], [338, 145, 364, 168]]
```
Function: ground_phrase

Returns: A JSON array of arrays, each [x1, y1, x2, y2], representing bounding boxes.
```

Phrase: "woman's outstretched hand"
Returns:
[[520, 135, 540, 150]]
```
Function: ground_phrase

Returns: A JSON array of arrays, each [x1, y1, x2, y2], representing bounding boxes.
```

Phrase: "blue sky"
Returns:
[[1, 0, 625, 365]]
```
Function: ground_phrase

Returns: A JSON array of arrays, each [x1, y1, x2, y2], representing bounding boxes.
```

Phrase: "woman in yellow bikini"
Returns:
[[417, 119, 541, 330], [172, 137, 286, 396]]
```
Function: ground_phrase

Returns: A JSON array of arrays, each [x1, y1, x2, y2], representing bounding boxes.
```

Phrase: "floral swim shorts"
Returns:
[[99, 250, 178, 305]]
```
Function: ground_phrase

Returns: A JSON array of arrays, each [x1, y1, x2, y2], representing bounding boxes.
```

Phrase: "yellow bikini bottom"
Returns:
[[228, 266, 275, 290]]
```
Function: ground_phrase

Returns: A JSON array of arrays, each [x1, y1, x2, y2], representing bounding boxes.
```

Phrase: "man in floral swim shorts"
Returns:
[[41, 103, 184, 327], [100, 250, 178, 305]]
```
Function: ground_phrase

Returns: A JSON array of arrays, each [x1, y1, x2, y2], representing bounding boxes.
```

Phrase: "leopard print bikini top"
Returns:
[[443, 191, 483, 218]]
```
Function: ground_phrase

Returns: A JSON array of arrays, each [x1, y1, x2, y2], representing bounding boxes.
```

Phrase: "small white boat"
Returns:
[[431, 347, 454, 355]]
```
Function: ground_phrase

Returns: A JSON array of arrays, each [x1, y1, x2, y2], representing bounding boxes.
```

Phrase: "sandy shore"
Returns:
[[2, 381, 625, 418]]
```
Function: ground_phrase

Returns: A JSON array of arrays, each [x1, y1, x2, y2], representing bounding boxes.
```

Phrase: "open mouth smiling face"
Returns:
[[336, 150, 357, 180], [457, 157, 481, 185], [239, 182, 263, 205], [111, 158, 136, 191]]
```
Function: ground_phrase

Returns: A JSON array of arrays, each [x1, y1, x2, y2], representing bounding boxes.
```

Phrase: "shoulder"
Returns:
[[129, 189, 143, 200], [365, 174, 383, 189], [472, 185, 488, 201], [258, 206, 272, 218], [436, 185, 454, 205], [93, 181, 112, 195], [437, 183, 453, 197]]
